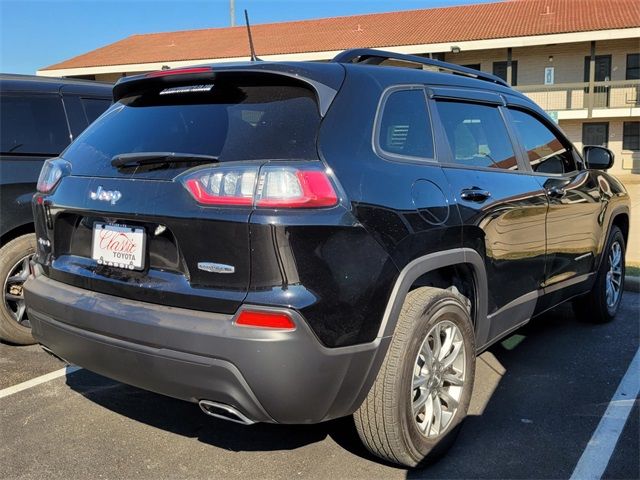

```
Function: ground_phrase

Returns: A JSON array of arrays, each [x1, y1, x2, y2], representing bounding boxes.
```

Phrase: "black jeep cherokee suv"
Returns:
[[24, 50, 630, 467]]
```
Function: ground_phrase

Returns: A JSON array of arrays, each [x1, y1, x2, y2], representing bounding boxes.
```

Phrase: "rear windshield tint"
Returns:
[[63, 83, 320, 164]]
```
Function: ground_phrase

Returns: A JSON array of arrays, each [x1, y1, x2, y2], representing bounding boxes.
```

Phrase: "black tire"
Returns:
[[354, 287, 475, 468], [0, 234, 36, 345], [573, 226, 625, 324]]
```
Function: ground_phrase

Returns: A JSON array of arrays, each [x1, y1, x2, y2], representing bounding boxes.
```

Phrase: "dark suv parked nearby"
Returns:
[[24, 50, 630, 467], [0, 74, 111, 345]]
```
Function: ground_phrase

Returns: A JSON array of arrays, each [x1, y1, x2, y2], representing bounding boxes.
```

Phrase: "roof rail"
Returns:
[[331, 48, 509, 87]]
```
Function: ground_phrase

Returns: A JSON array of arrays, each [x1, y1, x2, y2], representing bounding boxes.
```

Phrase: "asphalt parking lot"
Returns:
[[1, 293, 638, 480]]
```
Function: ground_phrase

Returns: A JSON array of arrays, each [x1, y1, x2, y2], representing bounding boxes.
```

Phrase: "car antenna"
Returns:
[[244, 9, 260, 62]]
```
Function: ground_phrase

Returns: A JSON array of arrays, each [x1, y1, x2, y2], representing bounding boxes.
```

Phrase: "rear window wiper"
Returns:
[[111, 152, 219, 168]]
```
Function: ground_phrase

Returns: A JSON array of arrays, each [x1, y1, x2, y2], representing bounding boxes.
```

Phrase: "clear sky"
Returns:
[[0, 0, 499, 74]]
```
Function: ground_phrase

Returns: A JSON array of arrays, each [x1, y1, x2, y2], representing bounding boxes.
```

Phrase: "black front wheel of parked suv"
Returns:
[[573, 225, 626, 323]]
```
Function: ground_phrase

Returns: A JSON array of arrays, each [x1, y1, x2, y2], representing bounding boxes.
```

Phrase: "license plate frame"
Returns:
[[91, 222, 146, 271]]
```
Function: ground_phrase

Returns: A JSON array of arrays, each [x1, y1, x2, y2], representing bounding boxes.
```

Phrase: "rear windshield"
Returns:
[[63, 82, 320, 165]]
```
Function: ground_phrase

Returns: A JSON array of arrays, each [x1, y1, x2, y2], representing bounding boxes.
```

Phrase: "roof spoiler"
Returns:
[[332, 48, 509, 87], [112, 65, 341, 116]]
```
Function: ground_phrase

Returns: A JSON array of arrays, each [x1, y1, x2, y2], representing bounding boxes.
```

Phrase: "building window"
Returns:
[[623, 122, 640, 151], [493, 61, 518, 86], [626, 54, 640, 80], [462, 64, 481, 71], [582, 122, 609, 147], [584, 55, 612, 82]]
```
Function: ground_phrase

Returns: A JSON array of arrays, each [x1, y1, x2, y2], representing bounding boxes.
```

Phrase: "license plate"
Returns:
[[91, 223, 145, 270]]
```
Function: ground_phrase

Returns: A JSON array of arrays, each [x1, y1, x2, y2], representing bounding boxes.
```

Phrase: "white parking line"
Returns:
[[570, 347, 640, 480], [0, 366, 82, 400]]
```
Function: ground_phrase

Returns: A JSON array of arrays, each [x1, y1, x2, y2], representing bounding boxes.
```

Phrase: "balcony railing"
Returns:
[[516, 79, 640, 113]]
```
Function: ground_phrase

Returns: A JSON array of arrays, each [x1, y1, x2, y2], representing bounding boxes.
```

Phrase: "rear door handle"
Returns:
[[460, 188, 492, 202], [547, 186, 566, 198]]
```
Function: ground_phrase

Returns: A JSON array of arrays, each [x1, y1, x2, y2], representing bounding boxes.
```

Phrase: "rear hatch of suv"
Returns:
[[35, 64, 345, 314]]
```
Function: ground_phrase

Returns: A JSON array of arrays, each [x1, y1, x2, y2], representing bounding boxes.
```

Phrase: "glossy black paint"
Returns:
[[29, 60, 630, 353], [0, 74, 111, 242]]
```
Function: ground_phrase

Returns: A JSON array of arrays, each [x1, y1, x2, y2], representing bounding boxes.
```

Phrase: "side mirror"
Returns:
[[583, 145, 614, 170]]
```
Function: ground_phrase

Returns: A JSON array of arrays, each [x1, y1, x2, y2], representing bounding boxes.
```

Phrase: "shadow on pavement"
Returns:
[[65, 295, 639, 478], [65, 368, 380, 461]]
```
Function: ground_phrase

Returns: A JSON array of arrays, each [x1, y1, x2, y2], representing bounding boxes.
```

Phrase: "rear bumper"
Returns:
[[24, 271, 388, 424]]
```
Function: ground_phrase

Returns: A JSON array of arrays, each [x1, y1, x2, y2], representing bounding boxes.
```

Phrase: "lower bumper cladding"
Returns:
[[24, 271, 388, 424]]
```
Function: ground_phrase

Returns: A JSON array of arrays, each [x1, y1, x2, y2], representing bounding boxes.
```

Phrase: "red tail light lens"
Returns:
[[37, 158, 71, 193], [235, 310, 296, 330], [181, 164, 339, 208], [146, 67, 213, 78]]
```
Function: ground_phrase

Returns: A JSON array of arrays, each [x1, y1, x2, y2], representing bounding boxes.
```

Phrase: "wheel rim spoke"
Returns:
[[422, 394, 434, 434], [432, 394, 443, 436], [421, 338, 435, 368], [5, 293, 23, 302], [438, 389, 459, 410], [6, 274, 26, 285], [16, 303, 26, 324], [413, 375, 428, 390], [442, 372, 463, 386], [413, 391, 430, 415], [439, 325, 454, 362], [431, 324, 443, 361], [441, 340, 463, 369]]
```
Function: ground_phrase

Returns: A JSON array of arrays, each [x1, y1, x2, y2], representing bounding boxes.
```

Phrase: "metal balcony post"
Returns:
[[588, 41, 596, 117]]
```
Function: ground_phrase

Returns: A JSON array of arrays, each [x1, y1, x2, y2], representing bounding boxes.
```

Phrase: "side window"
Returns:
[[434, 100, 518, 170], [80, 97, 111, 124], [0, 94, 70, 155], [377, 89, 433, 159], [509, 109, 577, 174]]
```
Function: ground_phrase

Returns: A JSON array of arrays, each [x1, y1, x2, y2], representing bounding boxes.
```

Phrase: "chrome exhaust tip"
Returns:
[[198, 400, 255, 425]]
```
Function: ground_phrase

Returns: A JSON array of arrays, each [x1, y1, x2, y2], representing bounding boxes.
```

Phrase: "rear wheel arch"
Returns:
[[377, 248, 488, 348], [1, 222, 35, 248]]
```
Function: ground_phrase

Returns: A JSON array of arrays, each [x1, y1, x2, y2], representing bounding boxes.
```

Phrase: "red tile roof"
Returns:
[[42, 0, 640, 71]]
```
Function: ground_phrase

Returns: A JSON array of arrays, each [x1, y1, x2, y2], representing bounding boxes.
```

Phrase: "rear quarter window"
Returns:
[[0, 94, 70, 155], [376, 88, 434, 160]]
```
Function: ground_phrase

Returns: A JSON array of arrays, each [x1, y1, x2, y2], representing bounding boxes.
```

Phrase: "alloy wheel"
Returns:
[[605, 240, 623, 309], [411, 320, 466, 438], [3, 254, 32, 328]]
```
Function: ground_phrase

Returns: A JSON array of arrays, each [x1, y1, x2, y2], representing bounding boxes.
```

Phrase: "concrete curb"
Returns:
[[625, 275, 640, 293]]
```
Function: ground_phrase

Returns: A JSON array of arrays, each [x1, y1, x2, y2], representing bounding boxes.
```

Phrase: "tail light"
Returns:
[[181, 164, 339, 208], [235, 309, 296, 330], [37, 158, 71, 193]]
